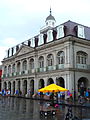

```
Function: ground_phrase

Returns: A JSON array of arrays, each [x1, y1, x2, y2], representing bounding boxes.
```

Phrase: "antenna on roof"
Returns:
[[50, 7, 52, 15]]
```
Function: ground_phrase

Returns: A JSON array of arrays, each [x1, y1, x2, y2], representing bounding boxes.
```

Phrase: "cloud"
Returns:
[[0, 46, 8, 65], [1, 37, 19, 48]]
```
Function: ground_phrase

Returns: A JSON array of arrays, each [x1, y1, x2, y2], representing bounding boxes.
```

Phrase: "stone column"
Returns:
[[44, 54, 47, 71], [15, 80, 18, 91], [27, 58, 29, 72], [53, 51, 57, 70], [44, 77, 47, 86], [20, 79, 24, 95], [20, 60, 23, 74], [34, 54, 38, 72], [11, 81, 13, 95], [34, 78, 38, 93]]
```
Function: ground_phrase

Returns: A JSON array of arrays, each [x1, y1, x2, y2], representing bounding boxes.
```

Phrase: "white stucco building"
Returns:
[[1, 9, 90, 98]]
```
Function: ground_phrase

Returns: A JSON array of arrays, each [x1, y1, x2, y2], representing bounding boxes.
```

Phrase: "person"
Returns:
[[2, 89, 4, 96], [27, 89, 31, 97], [65, 106, 73, 120], [85, 89, 89, 100]]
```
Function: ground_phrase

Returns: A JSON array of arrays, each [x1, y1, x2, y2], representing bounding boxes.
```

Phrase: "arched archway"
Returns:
[[47, 78, 54, 85], [38, 79, 44, 89], [8, 81, 11, 92], [4, 82, 7, 90], [30, 80, 34, 96], [23, 80, 27, 95], [56, 77, 65, 87], [17, 80, 20, 92], [78, 77, 88, 91], [78, 77, 88, 96], [13, 81, 15, 94]]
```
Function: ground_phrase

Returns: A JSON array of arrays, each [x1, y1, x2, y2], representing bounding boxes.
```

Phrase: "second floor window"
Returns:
[[39, 56, 44, 68], [30, 59, 34, 69], [47, 54, 53, 66], [17, 62, 20, 72], [8, 65, 11, 74], [4, 66, 7, 74], [57, 51, 65, 64], [23, 60, 27, 71], [76, 51, 87, 64], [12, 64, 15, 73]]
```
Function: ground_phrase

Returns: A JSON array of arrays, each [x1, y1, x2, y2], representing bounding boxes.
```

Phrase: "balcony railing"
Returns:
[[76, 64, 88, 69], [56, 64, 64, 69]]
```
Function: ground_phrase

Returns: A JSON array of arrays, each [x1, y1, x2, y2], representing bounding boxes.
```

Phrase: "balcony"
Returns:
[[16, 72, 21, 76], [56, 64, 64, 69], [76, 64, 88, 69]]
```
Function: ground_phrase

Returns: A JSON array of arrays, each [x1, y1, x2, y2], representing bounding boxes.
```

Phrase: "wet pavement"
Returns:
[[0, 96, 90, 120]]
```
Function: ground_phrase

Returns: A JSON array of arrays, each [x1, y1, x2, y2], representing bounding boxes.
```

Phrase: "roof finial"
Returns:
[[50, 7, 52, 15]]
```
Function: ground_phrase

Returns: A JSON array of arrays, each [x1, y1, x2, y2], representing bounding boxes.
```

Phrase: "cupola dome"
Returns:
[[45, 8, 56, 27]]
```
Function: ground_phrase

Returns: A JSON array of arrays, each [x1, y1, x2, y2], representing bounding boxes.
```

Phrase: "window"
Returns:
[[47, 54, 53, 66], [30, 38, 35, 47], [76, 51, 87, 64], [57, 25, 64, 38], [30, 59, 34, 69], [8, 65, 11, 73], [4, 66, 7, 74], [78, 25, 85, 38], [57, 51, 65, 64], [12, 64, 15, 73], [17, 62, 20, 72], [38, 34, 43, 45], [23, 60, 27, 71], [39, 56, 44, 68], [47, 30, 53, 42]]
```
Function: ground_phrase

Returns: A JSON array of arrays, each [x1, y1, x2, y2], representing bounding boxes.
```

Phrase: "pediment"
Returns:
[[15, 44, 34, 56]]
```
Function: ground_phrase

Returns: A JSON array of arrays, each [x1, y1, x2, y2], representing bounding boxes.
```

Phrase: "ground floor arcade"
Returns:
[[2, 71, 90, 98]]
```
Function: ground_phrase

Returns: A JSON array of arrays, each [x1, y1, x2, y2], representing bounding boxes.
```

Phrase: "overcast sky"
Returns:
[[0, 0, 90, 65]]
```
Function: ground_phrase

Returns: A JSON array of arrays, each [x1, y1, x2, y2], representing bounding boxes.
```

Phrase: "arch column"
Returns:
[[44, 78, 47, 86], [20, 79, 24, 95], [34, 78, 38, 92], [53, 77, 56, 84], [1, 81, 4, 90], [11, 81, 13, 95], [27, 78, 30, 92], [15, 80, 18, 91]]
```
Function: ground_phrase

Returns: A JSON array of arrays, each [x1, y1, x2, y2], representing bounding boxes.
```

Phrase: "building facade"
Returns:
[[1, 10, 90, 98], [0, 65, 2, 91]]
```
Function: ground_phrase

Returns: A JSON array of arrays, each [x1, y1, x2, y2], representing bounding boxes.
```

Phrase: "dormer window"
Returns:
[[30, 38, 35, 47], [38, 34, 44, 45], [57, 25, 64, 38], [78, 25, 85, 38], [47, 30, 53, 42]]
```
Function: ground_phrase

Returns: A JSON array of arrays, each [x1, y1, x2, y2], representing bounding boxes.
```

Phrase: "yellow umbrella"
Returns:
[[38, 83, 68, 93]]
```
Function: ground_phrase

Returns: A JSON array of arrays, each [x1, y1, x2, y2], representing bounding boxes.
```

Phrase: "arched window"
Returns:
[[39, 56, 44, 68], [23, 60, 27, 71], [47, 54, 53, 66], [57, 51, 65, 64], [76, 51, 87, 64], [30, 58, 34, 69], [4, 66, 7, 74], [17, 62, 20, 72], [8, 65, 11, 73], [12, 64, 15, 73]]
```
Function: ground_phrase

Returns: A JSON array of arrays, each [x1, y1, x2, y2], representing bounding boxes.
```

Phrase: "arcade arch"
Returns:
[[47, 78, 54, 85], [38, 79, 44, 89], [56, 77, 65, 87]]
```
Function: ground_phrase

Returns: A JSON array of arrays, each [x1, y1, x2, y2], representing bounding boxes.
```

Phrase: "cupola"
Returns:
[[45, 8, 56, 27]]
